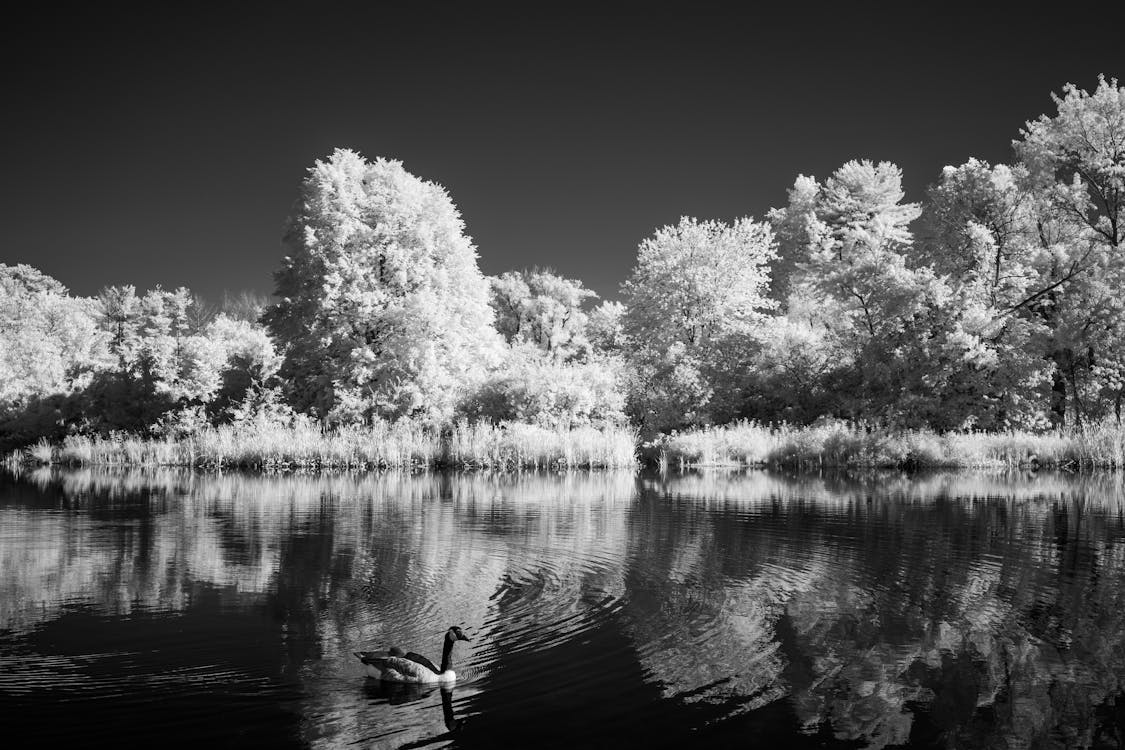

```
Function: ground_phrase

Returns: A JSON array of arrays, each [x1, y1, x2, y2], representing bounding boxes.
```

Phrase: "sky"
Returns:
[[3, 3, 1123, 303]]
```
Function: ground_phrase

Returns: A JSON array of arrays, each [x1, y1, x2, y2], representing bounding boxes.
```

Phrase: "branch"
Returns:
[[1000, 251, 1093, 317]]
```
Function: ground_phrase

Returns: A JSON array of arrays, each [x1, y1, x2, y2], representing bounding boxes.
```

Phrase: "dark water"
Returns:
[[2, 469, 1125, 748]]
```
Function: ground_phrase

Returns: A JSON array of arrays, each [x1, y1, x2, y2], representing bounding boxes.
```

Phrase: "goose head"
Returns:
[[446, 626, 470, 643]]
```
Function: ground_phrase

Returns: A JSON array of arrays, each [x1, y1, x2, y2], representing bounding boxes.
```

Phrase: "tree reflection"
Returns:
[[4, 467, 1125, 747], [634, 470, 1125, 747]]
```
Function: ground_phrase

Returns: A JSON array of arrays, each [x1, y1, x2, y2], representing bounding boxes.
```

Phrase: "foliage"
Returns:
[[464, 343, 627, 427], [766, 174, 818, 301], [0, 265, 109, 446], [623, 216, 776, 348], [768, 161, 967, 426], [264, 149, 502, 424], [5, 78, 1125, 452], [1011, 76, 1125, 427], [731, 297, 848, 424], [586, 300, 626, 352], [203, 313, 282, 419], [0, 265, 107, 412], [1016, 75, 1125, 251], [621, 216, 777, 433], [489, 269, 598, 360]]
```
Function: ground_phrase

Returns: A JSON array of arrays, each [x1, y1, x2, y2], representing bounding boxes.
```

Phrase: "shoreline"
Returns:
[[649, 420, 1125, 471], [8, 418, 1125, 472], [6, 421, 639, 472]]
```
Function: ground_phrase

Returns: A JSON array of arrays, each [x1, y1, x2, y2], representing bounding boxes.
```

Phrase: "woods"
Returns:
[[3, 77, 1124, 458]]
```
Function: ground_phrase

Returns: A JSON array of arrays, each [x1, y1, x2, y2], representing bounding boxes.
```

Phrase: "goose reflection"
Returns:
[[363, 681, 463, 733]]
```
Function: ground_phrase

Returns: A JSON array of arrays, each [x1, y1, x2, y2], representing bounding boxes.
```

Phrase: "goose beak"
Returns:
[[459, 633, 471, 642]]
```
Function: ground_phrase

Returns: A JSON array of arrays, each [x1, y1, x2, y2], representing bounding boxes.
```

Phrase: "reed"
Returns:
[[655, 419, 1125, 470], [26, 438, 55, 465], [26, 418, 1125, 471], [447, 420, 637, 469], [44, 420, 636, 471]]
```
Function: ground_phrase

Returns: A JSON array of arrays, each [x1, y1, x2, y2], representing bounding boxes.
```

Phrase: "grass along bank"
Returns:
[[14, 420, 637, 471], [14, 418, 1125, 472], [652, 419, 1125, 470]]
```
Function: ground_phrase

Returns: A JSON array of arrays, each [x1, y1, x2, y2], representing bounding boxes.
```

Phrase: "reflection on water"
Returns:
[[2, 468, 1125, 747]]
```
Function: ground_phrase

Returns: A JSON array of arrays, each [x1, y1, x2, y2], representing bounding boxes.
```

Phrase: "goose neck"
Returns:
[[440, 637, 455, 673]]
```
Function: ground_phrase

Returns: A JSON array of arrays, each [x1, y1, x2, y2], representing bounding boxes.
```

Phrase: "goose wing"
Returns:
[[359, 654, 441, 680], [404, 651, 440, 674]]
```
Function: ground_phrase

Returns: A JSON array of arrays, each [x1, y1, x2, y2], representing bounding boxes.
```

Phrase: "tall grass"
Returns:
[[26, 438, 54, 465], [44, 420, 636, 471], [23, 417, 1125, 472], [448, 421, 638, 469], [654, 419, 1125, 470]]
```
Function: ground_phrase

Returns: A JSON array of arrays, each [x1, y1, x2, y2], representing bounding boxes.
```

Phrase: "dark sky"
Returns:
[[3, 3, 1122, 302]]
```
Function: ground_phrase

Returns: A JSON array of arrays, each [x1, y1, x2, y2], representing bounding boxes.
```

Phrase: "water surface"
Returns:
[[2, 468, 1125, 748]]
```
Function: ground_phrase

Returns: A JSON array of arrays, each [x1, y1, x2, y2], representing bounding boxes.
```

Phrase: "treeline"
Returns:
[[2, 76, 1123, 452]]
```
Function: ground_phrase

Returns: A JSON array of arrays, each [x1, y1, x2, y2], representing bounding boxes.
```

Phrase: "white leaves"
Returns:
[[490, 269, 598, 360], [619, 216, 777, 430], [623, 215, 777, 350], [0, 267, 108, 409], [266, 149, 502, 423], [1016, 76, 1125, 248]]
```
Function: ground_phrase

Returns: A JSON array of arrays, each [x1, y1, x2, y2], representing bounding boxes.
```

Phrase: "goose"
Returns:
[[354, 626, 471, 683]]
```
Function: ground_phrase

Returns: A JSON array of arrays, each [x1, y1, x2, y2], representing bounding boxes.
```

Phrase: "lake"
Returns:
[[2, 468, 1124, 748]]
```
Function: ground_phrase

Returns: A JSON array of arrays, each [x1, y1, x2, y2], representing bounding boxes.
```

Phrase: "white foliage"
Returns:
[[266, 149, 502, 423], [0, 265, 108, 411]]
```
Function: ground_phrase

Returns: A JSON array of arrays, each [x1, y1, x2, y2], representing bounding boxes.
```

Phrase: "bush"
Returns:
[[463, 345, 627, 428]]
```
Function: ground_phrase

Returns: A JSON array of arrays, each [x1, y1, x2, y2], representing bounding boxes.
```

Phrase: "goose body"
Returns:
[[355, 626, 470, 684]]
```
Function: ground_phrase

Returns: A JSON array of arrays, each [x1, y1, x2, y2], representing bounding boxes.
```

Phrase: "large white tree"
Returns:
[[265, 149, 502, 423], [0, 264, 106, 412], [623, 217, 776, 348], [1016, 75, 1124, 252], [767, 161, 981, 426], [1013, 76, 1125, 425], [620, 216, 776, 431]]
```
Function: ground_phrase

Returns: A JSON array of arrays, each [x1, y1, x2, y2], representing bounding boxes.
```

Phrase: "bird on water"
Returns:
[[354, 626, 471, 683]]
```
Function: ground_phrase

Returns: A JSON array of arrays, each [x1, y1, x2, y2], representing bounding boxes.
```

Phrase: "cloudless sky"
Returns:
[[3, 3, 1122, 302]]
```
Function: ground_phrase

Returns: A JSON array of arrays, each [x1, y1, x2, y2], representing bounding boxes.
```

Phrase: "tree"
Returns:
[[203, 313, 282, 421], [81, 283, 283, 433], [1012, 76, 1125, 427], [1016, 75, 1124, 252], [264, 149, 502, 423], [623, 216, 776, 349], [219, 290, 271, 323], [767, 175, 819, 303], [587, 300, 626, 353], [918, 159, 1042, 306], [489, 269, 597, 360], [913, 159, 1056, 427], [620, 216, 776, 432], [772, 160, 994, 427], [463, 342, 627, 427], [0, 265, 106, 419], [0, 265, 110, 446], [136, 286, 195, 399], [799, 160, 924, 340], [481, 269, 629, 426], [97, 285, 142, 374], [735, 296, 848, 424]]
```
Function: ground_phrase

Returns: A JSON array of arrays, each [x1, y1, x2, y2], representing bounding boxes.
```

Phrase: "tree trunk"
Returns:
[[1050, 366, 1068, 427], [1066, 350, 1085, 432]]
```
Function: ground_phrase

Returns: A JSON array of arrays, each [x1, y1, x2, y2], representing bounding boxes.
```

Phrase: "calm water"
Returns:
[[2, 469, 1125, 748]]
